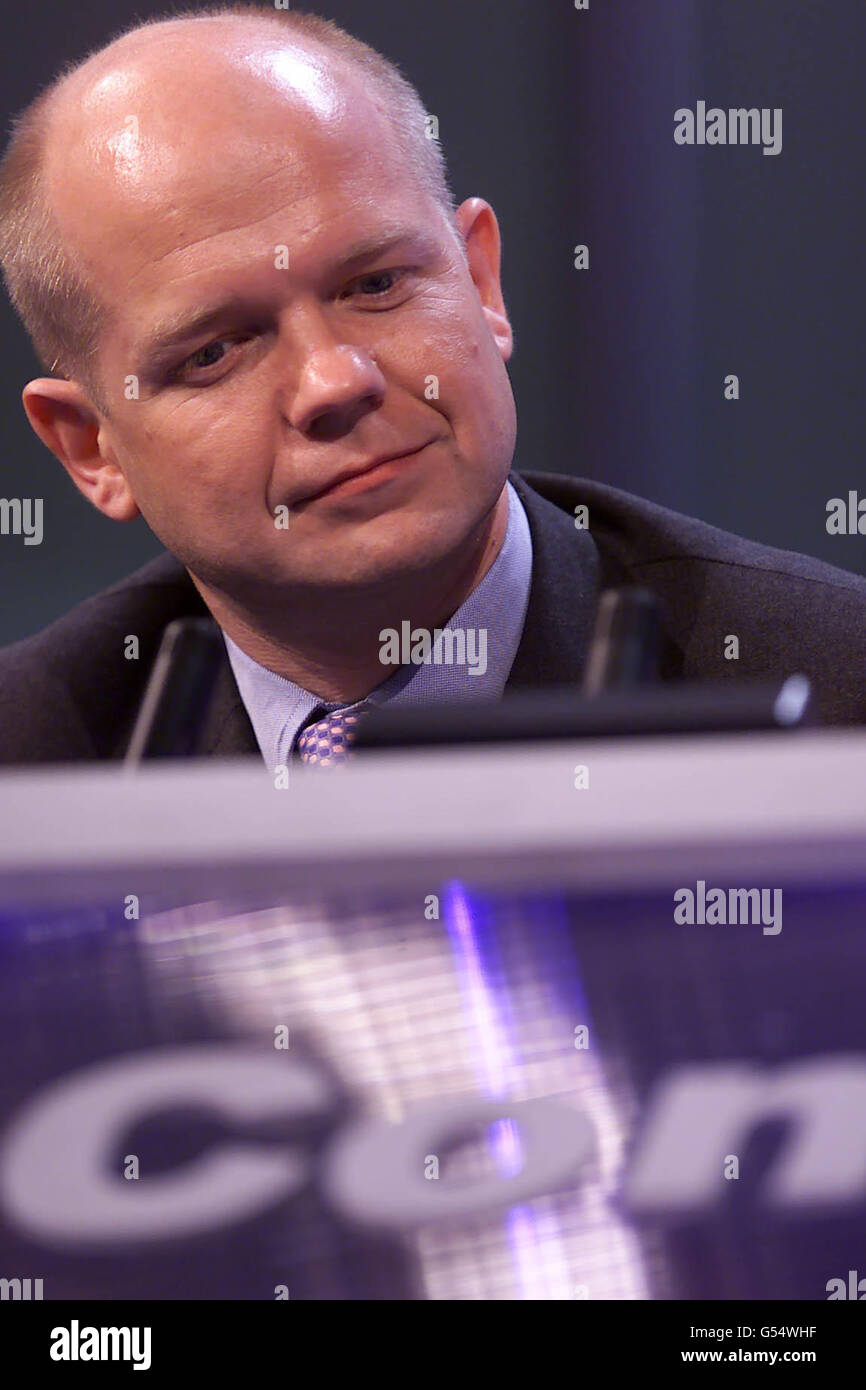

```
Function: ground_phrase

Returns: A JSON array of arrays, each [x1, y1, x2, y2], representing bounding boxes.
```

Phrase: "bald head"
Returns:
[[0, 5, 456, 402], [44, 16, 433, 347], [47, 15, 421, 219]]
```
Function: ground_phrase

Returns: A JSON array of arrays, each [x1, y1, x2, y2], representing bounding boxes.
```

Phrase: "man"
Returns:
[[1, 4, 865, 769]]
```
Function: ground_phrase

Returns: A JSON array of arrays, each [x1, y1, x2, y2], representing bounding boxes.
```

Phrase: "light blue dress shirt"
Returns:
[[223, 479, 533, 770]]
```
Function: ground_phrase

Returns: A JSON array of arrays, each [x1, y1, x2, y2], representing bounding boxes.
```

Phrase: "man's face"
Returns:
[[40, 28, 517, 606]]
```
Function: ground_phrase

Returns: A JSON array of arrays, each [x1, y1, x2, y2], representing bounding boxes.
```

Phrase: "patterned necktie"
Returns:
[[295, 701, 370, 766]]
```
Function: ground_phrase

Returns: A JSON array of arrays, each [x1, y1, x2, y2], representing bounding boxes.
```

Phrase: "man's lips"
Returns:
[[294, 440, 434, 505]]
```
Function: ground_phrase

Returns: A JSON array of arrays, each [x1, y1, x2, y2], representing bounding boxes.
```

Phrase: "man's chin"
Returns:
[[271, 516, 474, 585], [189, 491, 499, 600], [272, 551, 455, 593]]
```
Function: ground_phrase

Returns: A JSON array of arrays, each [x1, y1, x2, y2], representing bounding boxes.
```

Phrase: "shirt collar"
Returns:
[[224, 479, 532, 770]]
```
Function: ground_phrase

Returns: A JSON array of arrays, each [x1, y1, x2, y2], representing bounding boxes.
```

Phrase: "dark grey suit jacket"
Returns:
[[2, 470, 866, 764]]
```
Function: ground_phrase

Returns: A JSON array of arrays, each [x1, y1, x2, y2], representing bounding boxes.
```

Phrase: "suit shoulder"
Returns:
[[0, 551, 195, 678], [518, 470, 866, 598], [0, 552, 202, 762], [516, 470, 866, 721]]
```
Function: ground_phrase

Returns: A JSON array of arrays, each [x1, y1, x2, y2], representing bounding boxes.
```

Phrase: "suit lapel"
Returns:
[[196, 649, 261, 758], [505, 472, 602, 689]]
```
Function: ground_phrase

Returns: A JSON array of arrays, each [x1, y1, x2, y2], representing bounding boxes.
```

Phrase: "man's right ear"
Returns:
[[22, 377, 140, 521]]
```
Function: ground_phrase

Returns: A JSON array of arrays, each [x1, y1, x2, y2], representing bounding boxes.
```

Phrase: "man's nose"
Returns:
[[288, 343, 387, 441]]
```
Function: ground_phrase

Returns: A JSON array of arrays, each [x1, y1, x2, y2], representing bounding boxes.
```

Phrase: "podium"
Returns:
[[1, 728, 865, 1299]]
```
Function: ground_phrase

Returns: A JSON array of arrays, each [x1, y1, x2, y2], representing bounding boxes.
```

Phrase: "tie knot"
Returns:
[[295, 701, 370, 766]]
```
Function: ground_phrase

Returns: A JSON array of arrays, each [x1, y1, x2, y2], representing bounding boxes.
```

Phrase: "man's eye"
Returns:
[[349, 269, 404, 298], [181, 340, 231, 374]]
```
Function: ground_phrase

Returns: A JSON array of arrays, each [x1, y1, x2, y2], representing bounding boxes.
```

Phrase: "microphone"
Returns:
[[124, 618, 225, 765], [581, 587, 662, 694]]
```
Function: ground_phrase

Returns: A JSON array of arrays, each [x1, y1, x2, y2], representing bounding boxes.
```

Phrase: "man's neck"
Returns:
[[191, 485, 510, 703]]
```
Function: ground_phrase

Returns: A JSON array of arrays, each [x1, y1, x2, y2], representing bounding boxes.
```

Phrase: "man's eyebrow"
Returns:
[[135, 227, 439, 369], [338, 226, 436, 271]]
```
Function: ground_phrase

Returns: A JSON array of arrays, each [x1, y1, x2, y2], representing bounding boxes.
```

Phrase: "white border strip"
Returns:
[[0, 729, 864, 903]]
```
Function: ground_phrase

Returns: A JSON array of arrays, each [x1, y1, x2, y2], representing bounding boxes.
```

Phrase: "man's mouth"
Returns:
[[295, 440, 434, 505]]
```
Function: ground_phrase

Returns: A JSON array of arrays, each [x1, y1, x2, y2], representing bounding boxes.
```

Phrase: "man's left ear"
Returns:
[[455, 197, 514, 362]]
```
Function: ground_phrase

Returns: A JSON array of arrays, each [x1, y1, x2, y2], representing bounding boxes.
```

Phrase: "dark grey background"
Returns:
[[1, 0, 864, 645]]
